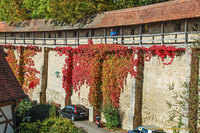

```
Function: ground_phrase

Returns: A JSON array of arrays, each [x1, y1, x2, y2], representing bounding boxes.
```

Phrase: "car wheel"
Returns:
[[71, 115, 75, 121]]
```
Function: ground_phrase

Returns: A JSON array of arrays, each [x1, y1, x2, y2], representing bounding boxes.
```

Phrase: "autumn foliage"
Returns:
[[1, 44, 185, 108], [4, 45, 41, 94], [55, 44, 185, 108]]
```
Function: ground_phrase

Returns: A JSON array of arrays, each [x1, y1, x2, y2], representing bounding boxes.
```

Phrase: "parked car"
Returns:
[[128, 125, 165, 133], [60, 104, 89, 121]]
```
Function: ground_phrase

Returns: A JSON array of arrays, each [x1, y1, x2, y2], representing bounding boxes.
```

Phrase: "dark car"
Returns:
[[60, 105, 88, 121], [128, 125, 166, 133]]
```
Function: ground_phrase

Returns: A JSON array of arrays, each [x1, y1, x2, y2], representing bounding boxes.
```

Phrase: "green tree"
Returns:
[[0, 0, 27, 22], [22, 0, 51, 19], [0, 0, 170, 23], [139, 0, 169, 6], [49, 0, 114, 24]]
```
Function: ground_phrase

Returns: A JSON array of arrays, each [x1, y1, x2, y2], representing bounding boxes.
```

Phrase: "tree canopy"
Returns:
[[0, 0, 169, 24]]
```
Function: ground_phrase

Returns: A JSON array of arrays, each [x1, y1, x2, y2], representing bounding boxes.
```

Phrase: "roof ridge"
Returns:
[[104, 0, 195, 14]]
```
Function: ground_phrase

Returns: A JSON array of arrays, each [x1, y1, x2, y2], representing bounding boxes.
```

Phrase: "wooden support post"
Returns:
[[152, 36, 154, 44], [13, 33, 16, 44], [104, 28, 107, 44], [185, 21, 188, 45], [54, 32, 56, 45], [43, 32, 46, 45], [64, 31, 67, 46], [40, 48, 50, 104], [161, 23, 164, 45], [133, 50, 144, 128], [175, 34, 177, 44], [33, 32, 35, 45], [139, 25, 142, 46], [12, 104, 16, 130], [188, 49, 199, 133], [77, 30, 79, 45], [4, 32, 6, 44], [89, 29, 92, 37], [23, 33, 25, 44], [120, 27, 124, 45]]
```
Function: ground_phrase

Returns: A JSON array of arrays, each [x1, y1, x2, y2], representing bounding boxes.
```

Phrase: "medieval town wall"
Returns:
[[31, 49, 188, 131], [142, 55, 187, 132], [5, 47, 189, 132]]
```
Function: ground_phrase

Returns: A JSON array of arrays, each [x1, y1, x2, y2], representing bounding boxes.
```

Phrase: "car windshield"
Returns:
[[152, 131, 165, 133]]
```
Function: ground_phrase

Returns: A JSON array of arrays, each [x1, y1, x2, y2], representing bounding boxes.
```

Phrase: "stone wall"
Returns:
[[46, 51, 66, 108], [29, 51, 43, 102], [142, 55, 187, 132], [5, 47, 191, 132], [119, 74, 134, 130]]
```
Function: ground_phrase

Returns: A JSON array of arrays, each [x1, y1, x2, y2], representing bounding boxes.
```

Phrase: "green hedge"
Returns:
[[17, 117, 86, 133]]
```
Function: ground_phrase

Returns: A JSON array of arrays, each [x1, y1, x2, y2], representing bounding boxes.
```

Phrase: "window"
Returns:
[[58, 32, 62, 38], [86, 31, 89, 37], [113, 28, 119, 35], [192, 24, 198, 31], [48, 33, 51, 38], [73, 31, 77, 37], [11, 33, 14, 37], [175, 23, 181, 32], [142, 24, 148, 33], [131, 28, 135, 35], [91, 29, 94, 36], [26, 33, 30, 38]]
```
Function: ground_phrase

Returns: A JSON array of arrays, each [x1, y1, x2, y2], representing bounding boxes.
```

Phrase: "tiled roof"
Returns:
[[0, 48, 27, 103], [0, 0, 199, 32]]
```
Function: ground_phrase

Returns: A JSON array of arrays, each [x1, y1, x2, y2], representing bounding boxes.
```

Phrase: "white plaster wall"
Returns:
[[0, 105, 14, 133], [29, 51, 43, 102], [71, 83, 90, 108], [119, 74, 134, 130], [46, 51, 66, 108], [142, 55, 186, 132]]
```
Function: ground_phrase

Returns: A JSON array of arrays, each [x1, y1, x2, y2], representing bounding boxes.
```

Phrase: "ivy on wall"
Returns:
[[55, 44, 185, 108], [3, 45, 41, 94], [54, 47, 73, 101], [2, 44, 185, 109]]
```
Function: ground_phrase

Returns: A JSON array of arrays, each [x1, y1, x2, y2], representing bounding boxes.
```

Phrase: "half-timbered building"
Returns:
[[0, 48, 26, 133]]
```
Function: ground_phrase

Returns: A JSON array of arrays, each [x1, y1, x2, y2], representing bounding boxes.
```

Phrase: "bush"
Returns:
[[17, 106, 86, 133], [16, 99, 32, 126], [28, 104, 59, 122], [17, 118, 86, 133], [44, 117, 76, 133], [17, 121, 42, 133], [103, 104, 121, 129]]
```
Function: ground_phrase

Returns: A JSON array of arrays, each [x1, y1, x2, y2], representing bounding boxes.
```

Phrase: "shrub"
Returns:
[[17, 105, 86, 133], [17, 121, 42, 133], [102, 104, 121, 129], [28, 104, 59, 122], [45, 117, 76, 133], [17, 118, 86, 133], [16, 99, 32, 126]]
